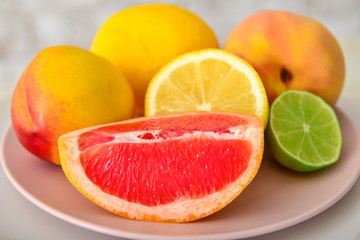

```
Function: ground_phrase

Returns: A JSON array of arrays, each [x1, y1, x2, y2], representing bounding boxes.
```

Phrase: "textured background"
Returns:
[[1, 2, 360, 240], [1, 0, 359, 88]]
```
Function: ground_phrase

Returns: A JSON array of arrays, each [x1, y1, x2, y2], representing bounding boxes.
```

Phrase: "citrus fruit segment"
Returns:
[[266, 90, 342, 172], [59, 112, 264, 222], [144, 49, 269, 128]]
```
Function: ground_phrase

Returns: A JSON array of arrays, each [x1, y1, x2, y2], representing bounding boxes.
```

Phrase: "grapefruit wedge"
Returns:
[[58, 112, 264, 222]]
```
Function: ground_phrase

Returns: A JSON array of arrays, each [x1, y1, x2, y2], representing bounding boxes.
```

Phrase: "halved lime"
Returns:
[[266, 90, 342, 172]]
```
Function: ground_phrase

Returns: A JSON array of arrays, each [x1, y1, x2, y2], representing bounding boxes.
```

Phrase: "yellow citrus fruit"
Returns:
[[90, 3, 219, 115], [145, 49, 269, 128]]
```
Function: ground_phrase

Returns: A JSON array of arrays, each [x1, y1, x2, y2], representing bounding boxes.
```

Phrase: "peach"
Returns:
[[224, 10, 345, 105], [11, 46, 134, 164]]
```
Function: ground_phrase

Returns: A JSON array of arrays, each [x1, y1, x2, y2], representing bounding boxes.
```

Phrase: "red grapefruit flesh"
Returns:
[[58, 112, 264, 222]]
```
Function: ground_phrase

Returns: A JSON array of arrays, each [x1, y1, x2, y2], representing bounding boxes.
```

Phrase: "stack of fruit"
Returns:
[[10, 3, 345, 223]]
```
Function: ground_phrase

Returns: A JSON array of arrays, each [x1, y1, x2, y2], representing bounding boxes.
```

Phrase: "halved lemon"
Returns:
[[145, 49, 269, 127]]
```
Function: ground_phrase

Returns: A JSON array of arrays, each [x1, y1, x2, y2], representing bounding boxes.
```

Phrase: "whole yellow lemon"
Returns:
[[90, 3, 219, 115]]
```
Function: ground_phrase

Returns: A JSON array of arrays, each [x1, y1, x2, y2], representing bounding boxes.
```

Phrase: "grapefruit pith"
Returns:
[[58, 112, 264, 222]]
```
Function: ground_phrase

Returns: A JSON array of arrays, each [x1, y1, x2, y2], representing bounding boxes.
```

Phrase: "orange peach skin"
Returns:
[[224, 10, 345, 105], [11, 46, 134, 164]]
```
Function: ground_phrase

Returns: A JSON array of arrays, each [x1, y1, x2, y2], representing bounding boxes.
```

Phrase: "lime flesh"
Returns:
[[266, 90, 342, 172]]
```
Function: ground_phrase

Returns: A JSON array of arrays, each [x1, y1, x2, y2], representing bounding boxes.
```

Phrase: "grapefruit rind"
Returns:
[[59, 112, 263, 222]]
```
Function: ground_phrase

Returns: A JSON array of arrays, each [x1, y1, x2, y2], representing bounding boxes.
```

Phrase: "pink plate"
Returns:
[[1, 108, 360, 240]]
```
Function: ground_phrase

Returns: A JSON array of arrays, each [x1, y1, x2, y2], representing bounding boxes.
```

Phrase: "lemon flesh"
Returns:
[[145, 49, 269, 128]]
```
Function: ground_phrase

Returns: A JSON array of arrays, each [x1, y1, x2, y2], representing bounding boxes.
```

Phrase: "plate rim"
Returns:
[[1, 107, 360, 240]]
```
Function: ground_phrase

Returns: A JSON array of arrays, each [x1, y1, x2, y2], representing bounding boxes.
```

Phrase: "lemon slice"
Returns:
[[144, 49, 269, 127]]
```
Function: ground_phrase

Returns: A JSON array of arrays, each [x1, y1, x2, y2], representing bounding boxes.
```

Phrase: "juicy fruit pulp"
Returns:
[[145, 49, 269, 128], [59, 112, 264, 222], [80, 130, 251, 207], [266, 90, 342, 172]]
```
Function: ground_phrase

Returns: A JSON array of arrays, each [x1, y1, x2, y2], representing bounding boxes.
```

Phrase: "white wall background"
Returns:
[[0, 0, 359, 88]]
